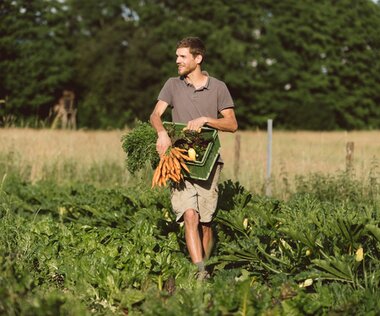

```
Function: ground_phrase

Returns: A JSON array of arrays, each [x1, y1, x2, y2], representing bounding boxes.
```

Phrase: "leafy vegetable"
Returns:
[[1, 171, 380, 315], [121, 121, 159, 174], [165, 123, 213, 161], [121, 122, 213, 174]]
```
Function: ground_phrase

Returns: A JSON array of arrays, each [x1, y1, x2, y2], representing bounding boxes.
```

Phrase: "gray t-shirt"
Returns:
[[157, 74, 234, 123]]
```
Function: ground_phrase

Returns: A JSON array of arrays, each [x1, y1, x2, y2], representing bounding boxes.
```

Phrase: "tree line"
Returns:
[[1, 0, 380, 130]]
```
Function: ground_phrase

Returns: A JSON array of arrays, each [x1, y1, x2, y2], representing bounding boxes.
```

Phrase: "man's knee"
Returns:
[[183, 209, 199, 226]]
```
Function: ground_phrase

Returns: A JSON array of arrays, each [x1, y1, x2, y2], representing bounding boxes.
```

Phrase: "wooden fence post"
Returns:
[[266, 119, 273, 196], [346, 141, 354, 172], [234, 133, 241, 180]]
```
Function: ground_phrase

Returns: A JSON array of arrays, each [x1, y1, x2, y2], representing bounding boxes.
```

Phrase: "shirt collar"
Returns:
[[181, 71, 210, 90]]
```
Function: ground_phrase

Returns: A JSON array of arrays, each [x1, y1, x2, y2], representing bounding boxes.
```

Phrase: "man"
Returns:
[[150, 37, 238, 280]]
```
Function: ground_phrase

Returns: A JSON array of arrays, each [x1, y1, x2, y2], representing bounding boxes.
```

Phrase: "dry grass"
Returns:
[[219, 130, 380, 193], [0, 128, 128, 184], [1, 128, 379, 193]]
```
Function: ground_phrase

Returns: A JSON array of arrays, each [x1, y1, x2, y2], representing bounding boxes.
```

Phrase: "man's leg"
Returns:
[[201, 223, 214, 261], [196, 163, 221, 261], [183, 208, 203, 263]]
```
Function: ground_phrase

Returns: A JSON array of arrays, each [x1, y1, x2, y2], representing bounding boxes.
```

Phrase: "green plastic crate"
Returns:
[[163, 122, 220, 181]]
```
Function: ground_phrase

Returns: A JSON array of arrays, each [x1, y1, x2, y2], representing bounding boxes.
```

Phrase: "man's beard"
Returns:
[[177, 64, 195, 76]]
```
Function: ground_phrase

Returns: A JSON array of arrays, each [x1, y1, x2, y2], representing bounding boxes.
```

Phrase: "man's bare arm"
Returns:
[[150, 100, 169, 132], [186, 108, 238, 132], [150, 100, 172, 156]]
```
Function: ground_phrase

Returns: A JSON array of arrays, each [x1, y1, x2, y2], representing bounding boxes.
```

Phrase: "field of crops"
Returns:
[[1, 129, 380, 315]]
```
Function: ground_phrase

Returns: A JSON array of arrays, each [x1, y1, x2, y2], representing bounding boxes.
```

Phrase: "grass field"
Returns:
[[1, 128, 379, 195], [1, 127, 380, 315]]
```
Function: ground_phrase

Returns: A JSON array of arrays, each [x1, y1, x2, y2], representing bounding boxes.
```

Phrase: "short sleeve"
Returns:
[[157, 79, 173, 105], [217, 82, 234, 112]]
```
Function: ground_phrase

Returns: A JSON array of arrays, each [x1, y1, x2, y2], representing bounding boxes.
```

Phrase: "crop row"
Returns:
[[0, 172, 379, 315]]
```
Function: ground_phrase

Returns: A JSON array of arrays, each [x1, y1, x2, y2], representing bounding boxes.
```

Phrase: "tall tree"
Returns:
[[0, 0, 73, 124], [1, 0, 379, 130], [62, 0, 158, 128], [250, 0, 380, 129]]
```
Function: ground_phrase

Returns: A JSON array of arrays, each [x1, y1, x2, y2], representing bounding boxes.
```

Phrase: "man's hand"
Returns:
[[156, 131, 172, 156], [186, 117, 208, 131]]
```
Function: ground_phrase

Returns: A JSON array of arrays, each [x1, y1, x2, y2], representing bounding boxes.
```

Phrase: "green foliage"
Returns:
[[0, 169, 379, 315], [0, 0, 74, 123], [215, 172, 380, 302], [69, 0, 140, 129], [165, 123, 214, 160], [121, 121, 159, 174], [121, 121, 214, 175], [1, 0, 380, 129]]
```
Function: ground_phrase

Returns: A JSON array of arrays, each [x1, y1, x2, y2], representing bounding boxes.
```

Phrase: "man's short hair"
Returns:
[[177, 37, 206, 61]]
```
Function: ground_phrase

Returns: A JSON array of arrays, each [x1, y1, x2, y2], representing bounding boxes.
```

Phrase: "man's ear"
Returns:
[[195, 54, 203, 65]]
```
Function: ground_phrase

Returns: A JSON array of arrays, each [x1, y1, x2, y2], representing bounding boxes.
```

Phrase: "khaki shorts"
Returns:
[[170, 163, 222, 223]]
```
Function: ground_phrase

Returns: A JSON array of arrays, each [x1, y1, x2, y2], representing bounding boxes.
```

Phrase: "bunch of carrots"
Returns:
[[151, 146, 192, 188]]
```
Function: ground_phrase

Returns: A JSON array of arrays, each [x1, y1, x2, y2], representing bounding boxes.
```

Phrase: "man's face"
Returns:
[[176, 47, 200, 76]]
